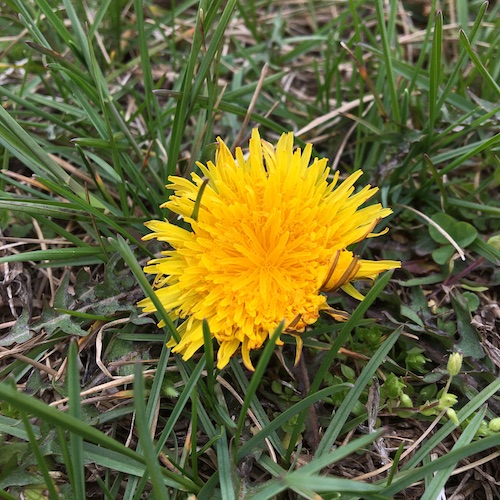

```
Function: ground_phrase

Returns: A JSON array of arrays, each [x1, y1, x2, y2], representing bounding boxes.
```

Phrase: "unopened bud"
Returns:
[[400, 394, 413, 408], [439, 393, 458, 408], [447, 408, 459, 425], [489, 418, 500, 432], [447, 352, 463, 377]]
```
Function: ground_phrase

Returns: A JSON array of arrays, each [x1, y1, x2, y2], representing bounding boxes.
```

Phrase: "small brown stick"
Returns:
[[0, 346, 59, 378]]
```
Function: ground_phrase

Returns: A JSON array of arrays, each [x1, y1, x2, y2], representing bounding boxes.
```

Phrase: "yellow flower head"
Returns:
[[138, 129, 400, 370]]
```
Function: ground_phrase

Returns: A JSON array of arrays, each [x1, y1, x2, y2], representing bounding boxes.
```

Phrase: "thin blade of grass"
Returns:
[[436, 1, 489, 110], [234, 321, 285, 451], [374, 0, 401, 124], [460, 29, 500, 98], [216, 426, 236, 500], [133, 363, 170, 499], [131, 349, 206, 498], [237, 384, 351, 460], [438, 132, 500, 176], [420, 406, 487, 500], [300, 429, 385, 476], [428, 11, 443, 132], [166, 0, 238, 177], [108, 234, 179, 342], [0, 199, 88, 219], [0, 247, 108, 265], [57, 427, 76, 496], [253, 433, 386, 500], [61, 0, 92, 67], [19, 411, 59, 500], [165, 6, 205, 178], [0, 103, 105, 207], [0, 383, 140, 466], [203, 319, 215, 392], [133, 0, 166, 176], [68, 340, 86, 499], [315, 327, 401, 456], [286, 270, 394, 460]]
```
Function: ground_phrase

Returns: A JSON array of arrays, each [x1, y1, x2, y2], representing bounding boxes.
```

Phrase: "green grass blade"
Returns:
[[374, 0, 400, 124], [428, 10, 443, 132], [301, 429, 385, 476], [0, 382, 140, 462], [130, 355, 207, 499], [234, 322, 285, 452], [13, 1, 50, 46], [68, 340, 86, 499], [215, 426, 236, 499], [286, 271, 394, 460], [436, 1, 489, 110], [230, 360, 286, 458], [237, 385, 350, 460], [108, 234, 179, 342], [420, 406, 487, 500], [61, 0, 92, 67], [20, 411, 59, 500], [190, 0, 238, 106], [438, 132, 500, 176], [0, 104, 105, 208], [32, 0, 74, 45], [203, 319, 216, 392], [133, 363, 170, 499], [315, 327, 401, 456], [364, 46, 478, 113], [127, 344, 174, 498], [0, 199, 86, 219], [156, 355, 207, 455], [0, 247, 107, 265], [459, 29, 500, 98], [166, 6, 205, 178], [57, 427, 76, 496], [253, 434, 387, 500], [166, 0, 238, 177]]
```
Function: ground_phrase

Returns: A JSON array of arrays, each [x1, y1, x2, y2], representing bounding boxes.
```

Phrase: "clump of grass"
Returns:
[[1, 0, 500, 498]]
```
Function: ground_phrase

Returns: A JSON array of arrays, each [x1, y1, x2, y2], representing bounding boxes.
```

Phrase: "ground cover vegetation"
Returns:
[[0, 0, 499, 498]]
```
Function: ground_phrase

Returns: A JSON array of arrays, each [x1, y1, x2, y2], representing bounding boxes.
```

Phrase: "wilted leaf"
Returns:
[[31, 302, 89, 337], [25, 261, 140, 339], [0, 308, 31, 346]]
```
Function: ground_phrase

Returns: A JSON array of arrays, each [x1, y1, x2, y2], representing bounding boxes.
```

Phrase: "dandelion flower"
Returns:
[[138, 129, 400, 370]]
